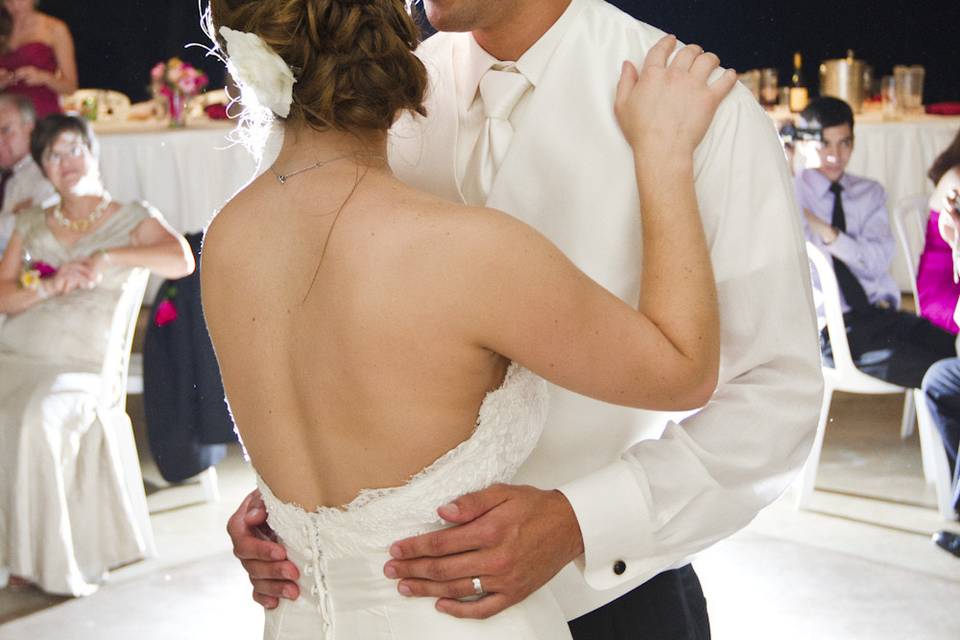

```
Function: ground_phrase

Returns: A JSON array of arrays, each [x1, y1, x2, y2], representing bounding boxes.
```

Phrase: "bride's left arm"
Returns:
[[90, 216, 194, 280]]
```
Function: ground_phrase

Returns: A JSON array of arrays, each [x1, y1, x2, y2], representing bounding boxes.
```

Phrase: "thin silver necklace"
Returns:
[[270, 153, 385, 185]]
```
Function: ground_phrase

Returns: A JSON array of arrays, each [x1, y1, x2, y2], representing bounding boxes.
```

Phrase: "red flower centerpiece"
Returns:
[[151, 58, 209, 128]]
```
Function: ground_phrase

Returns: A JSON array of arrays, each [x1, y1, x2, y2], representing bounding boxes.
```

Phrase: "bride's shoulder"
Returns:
[[401, 194, 554, 275], [201, 185, 264, 271]]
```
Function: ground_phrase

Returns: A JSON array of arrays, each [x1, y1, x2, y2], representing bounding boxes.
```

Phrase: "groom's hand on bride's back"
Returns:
[[383, 484, 584, 619], [228, 489, 301, 608]]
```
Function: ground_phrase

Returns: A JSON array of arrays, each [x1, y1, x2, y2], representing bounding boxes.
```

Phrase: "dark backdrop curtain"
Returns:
[[37, 0, 958, 104]]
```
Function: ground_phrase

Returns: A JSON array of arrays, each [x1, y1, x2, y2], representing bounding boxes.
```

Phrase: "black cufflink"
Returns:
[[613, 560, 626, 575]]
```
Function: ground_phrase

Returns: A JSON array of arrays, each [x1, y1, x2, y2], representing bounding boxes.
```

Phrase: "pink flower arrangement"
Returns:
[[151, 58, 209, 127], [151, 57, 209, 98]]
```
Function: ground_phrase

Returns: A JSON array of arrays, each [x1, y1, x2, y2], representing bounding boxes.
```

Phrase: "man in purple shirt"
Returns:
[[796, 97, 955, 388]]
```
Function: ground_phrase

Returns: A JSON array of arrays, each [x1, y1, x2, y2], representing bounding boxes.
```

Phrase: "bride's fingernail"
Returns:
[[398, 583, 412, 596], [389, 544, 403, 559], [440, 502, 459, 517], [384, 564, 398, 579]]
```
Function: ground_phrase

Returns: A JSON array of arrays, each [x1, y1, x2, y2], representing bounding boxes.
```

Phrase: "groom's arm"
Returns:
[[385, 86, 823, 616], [559, 86, 822, 590]]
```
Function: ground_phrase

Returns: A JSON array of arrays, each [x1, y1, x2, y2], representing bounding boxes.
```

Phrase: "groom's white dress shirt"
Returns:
[[390, 0, 822, 620]]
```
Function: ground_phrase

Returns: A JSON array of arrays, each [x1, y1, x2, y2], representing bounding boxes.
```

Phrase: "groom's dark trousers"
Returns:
[[567, 565, 709, 639]]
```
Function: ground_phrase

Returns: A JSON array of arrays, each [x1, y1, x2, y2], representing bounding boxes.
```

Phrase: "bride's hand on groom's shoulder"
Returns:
[[227, 489, 301, 608], [615, 34, 737, 161], [383, 484, 584, 619]]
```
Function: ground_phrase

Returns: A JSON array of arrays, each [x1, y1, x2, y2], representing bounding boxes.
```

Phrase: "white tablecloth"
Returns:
[[850, 114, 960, 289], [96, 121, 258, 235]]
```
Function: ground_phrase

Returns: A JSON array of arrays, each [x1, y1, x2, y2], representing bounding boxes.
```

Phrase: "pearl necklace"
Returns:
[[52, 194, 112, 233]]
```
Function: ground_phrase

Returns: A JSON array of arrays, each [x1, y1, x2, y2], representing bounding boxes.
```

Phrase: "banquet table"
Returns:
[[773, 108, 960, 289], [96, 119, 258, 236]]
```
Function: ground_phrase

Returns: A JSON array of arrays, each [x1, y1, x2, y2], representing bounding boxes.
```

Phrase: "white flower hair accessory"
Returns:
[[220, 26, 296, 118]]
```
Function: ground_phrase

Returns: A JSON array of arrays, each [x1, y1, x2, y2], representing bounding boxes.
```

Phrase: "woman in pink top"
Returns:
[[0, 1, 77, 119], [916, 129, 960, 333]]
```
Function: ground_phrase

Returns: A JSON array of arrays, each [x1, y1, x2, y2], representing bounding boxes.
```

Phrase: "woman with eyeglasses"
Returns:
[[0, 114, 193, 596]]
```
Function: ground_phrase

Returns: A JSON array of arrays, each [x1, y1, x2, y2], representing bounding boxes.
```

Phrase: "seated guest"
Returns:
[[795, 97, 955, 388], [0, 92, 55, 251], [0, 1, 78, 118], [0, 115, 194, 596], [917, 129, 960, 333], [922, 189, 960, 558], [922, 359, 960, 557]]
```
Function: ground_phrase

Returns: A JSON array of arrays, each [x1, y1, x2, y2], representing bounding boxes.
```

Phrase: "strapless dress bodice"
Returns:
[[256, 362, 550, 559], [254, 363, 564, 639], [0, 42, 62, 119]]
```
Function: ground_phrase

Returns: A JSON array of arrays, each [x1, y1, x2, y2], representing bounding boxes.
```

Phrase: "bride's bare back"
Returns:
[[203, 161, 510, 509]]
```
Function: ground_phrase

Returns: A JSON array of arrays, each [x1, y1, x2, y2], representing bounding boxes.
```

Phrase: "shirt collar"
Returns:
[[459, 0, 581, 108], [12, 154, 33, 175], [807, 168, 852, 198]]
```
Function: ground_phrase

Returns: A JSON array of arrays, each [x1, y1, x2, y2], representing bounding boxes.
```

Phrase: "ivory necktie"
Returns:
[[461, 66, 532, 206]]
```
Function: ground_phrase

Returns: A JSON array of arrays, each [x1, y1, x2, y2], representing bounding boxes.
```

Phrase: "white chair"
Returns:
[[892, 194, 933, 318], [890, 196, 957, 518], [797, 242, 955, 520], [98, 268, 157, 558], [891, 195, 932, 439]]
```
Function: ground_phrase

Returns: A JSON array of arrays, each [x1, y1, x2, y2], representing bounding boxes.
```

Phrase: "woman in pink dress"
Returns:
[[0, 0, 77, 119], [916, 129, 960, 333]]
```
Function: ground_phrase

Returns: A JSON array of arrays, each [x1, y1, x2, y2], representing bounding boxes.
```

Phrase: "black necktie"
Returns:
[[829, 182, 871, 312], [0, 169, 12, 212]]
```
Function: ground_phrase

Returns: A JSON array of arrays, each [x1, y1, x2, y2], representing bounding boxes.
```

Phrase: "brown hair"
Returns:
[[208, 0, 427, 132], [929, 128, 960, 186], [31, 114, 100, 176]]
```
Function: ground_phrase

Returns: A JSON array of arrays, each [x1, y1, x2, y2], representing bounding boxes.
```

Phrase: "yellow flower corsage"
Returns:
[[19, 268, 41, 291]]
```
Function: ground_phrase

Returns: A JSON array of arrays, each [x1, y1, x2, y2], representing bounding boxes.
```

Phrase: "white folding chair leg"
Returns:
[[797, 384, 835, 509], [900, 391, 916, 440], [200, 466, 221, 503], [915, 393, 956, 519], [917, 409, 935, 484], [112, 412, 158, 559]]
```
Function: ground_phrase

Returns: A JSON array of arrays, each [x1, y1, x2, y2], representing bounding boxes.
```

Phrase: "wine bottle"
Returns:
[[789, 52, 809, 113]]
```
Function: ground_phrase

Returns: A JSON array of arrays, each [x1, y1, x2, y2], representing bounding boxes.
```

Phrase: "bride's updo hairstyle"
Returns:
[[209, 0, 427, 132]]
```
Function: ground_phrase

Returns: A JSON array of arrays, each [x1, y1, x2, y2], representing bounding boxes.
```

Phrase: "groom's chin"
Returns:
[[420, 0, 491, 34]]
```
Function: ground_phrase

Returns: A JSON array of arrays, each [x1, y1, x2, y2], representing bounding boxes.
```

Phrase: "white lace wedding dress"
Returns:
[[255, 362, 573, 639]]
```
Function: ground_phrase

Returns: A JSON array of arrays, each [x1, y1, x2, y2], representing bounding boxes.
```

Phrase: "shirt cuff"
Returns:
[[824, 231, 860, 266], [557, 459, 655, 590]]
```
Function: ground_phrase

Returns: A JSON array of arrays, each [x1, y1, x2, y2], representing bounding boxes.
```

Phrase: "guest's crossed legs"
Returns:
[[821, 308, 957, 388]]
